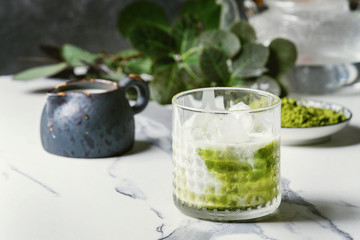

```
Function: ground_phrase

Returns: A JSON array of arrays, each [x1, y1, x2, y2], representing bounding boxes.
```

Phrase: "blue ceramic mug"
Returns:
[[40, 75, 149, 158]]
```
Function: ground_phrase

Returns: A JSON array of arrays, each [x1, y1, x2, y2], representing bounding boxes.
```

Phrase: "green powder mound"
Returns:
[[195, 140, 280, 211], [281, 98, 347, 128]]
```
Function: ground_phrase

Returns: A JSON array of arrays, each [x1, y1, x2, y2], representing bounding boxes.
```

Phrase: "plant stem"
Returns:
[[181, 62, 202, 84], [182, 46, 203, 60]]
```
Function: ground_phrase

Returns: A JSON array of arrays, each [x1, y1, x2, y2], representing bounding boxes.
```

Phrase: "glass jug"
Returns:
[[247, 0, 360, 94]]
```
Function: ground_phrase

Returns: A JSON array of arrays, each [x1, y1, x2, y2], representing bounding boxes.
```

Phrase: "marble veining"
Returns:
[[108, 106, 358, 240], [281, 178, 353, 240], [1, 78, 359, 240], [9, 164, 60, 197], [339, 201, 360, 209], [115, 178, 147, 200]]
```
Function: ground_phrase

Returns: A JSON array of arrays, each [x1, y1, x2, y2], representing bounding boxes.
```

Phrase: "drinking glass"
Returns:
[[172, 87, 281, 221]]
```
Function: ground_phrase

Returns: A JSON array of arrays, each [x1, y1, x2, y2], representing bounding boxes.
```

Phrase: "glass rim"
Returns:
[[172, 87, 281, 114]]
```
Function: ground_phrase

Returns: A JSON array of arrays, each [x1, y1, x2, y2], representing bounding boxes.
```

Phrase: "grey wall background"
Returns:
[[1, 0, 357, 76], [0, 0, 184, 75]]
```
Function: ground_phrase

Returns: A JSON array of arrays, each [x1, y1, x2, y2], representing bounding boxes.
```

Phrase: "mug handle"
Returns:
[[119, 75, 150, 114]]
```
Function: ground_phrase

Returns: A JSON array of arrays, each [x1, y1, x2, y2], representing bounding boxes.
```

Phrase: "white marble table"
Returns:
[[1, 76, 360, 240]]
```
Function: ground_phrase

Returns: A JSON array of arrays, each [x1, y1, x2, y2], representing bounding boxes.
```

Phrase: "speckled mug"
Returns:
[[40, 76, 149, 158]]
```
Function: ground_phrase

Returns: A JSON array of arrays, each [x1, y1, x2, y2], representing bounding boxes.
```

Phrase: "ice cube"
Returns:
[[181, 102, 257, 143], [250, 111, 273, 138], [217, 114, 250, 143], [229, 101, 251, 111], [205, 114, 250, 144], [229, 102, 254, 137], [182, 113, 211, 140], [200, 90, 225, 111]]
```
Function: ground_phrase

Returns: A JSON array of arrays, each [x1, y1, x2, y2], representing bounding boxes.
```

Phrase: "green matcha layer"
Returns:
[[174, 139, 280, 211]]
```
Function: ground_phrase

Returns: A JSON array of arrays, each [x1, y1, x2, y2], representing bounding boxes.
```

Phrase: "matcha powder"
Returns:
[[281, 98, 347, 128]]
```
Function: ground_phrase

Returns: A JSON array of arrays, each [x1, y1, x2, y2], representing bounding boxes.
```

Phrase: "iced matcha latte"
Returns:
[[172, 88, 281, 221]]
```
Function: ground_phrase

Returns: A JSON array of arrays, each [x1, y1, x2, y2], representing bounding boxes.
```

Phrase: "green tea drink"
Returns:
[[172, 88, 281, 221]]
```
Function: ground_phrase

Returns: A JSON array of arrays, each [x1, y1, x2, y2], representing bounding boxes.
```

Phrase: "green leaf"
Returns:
[[151, 59, 205, 104], [232, 43, 269, 78], [180, 0, 221, 30], [171, 14, 202, 53], [152, 56, 176, 73], [99, 72, 127, 82], [230, 20, 257, 45], [151, 57, 178, 89], [266, 38, 297, 77], [123, 57, 152, 74], [150, 61, 186, 104], [128, 24, 176, 59], [180, 61, 205, 88], [116, 49, 141, 58], [200, 47, 230, 86], [182, 47, 201, 65], [13, 62, 68, 80], [104, 49, 142, 71], [117, 1, 170, 38], [61, 44, 98, 66], [198, 29, 240, 58], [230, 76, 245, 87]]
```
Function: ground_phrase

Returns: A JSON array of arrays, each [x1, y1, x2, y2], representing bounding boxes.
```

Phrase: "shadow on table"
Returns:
[[165, 196, 358, 239], [225, 178, 360, 224], [125, 140, 153, 155], [28, 87, 55, 94], [260, 197, 359, 224], [298, 125, 360, 148], [317, 125, 360, 147], [254, 179, 360, 225]]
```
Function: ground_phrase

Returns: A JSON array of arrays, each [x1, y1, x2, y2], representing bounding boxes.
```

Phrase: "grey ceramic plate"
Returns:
[[281, 99, 352, 145]]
